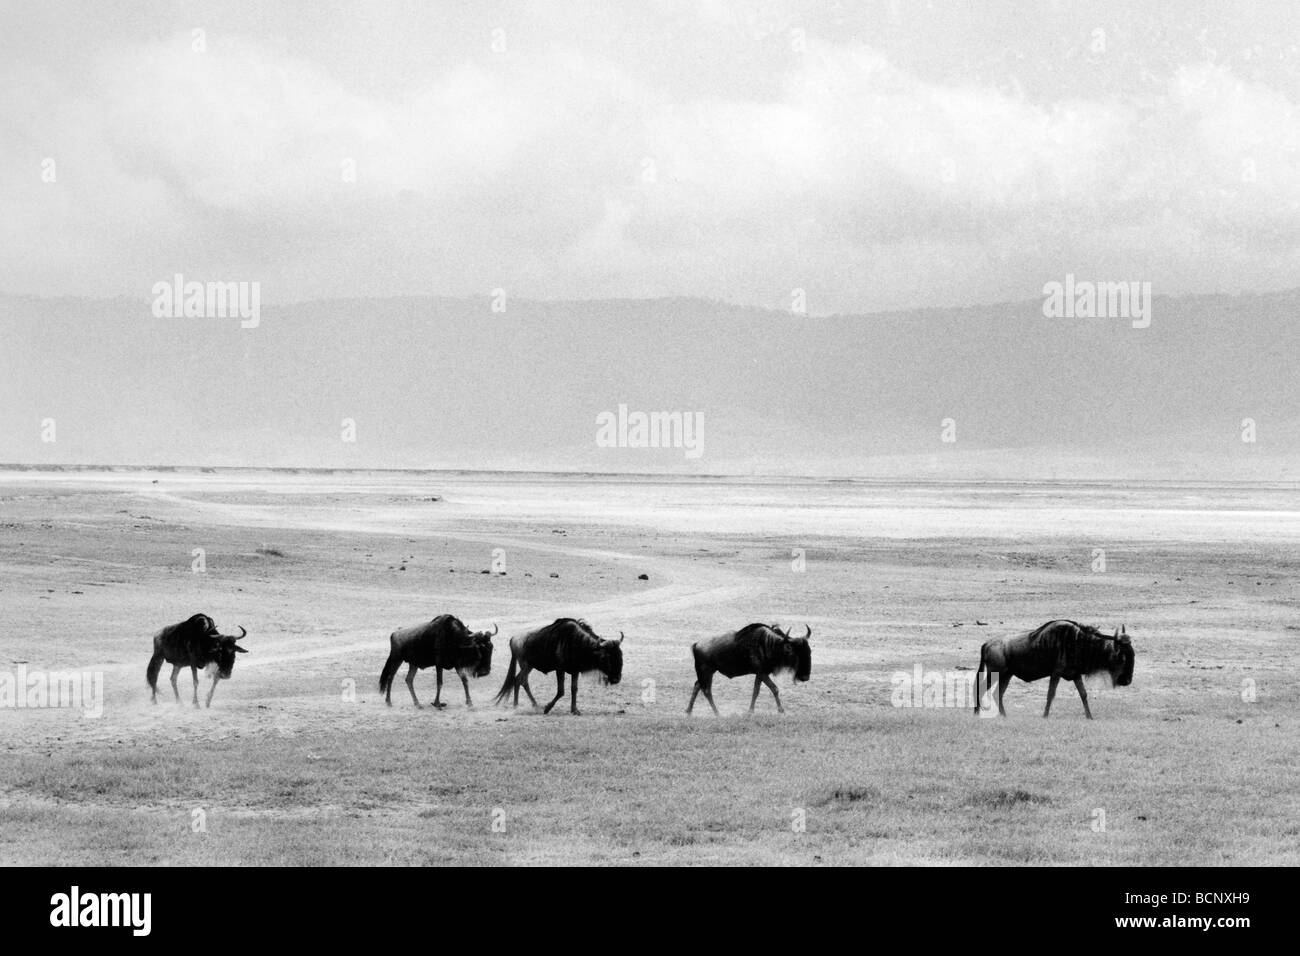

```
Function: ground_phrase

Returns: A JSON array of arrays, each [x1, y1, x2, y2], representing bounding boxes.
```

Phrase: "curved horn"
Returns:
[[491, 623, 499, 636], [617, 630, 624, 645], [222, 625, 247, 641], [803, 624, 811, 640]]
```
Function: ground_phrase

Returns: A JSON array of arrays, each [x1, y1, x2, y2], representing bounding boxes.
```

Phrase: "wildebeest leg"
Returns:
[[1043, 675, 1060, 718], [433, 667, 446, 708], [169, 664, 181, 703], [205, 674, 220, 708], [700, 677, 720, 716], [703, 690, 720, 714], [687, 681, 701, 714], [569, 673, 580, 716], [749, 675, 763, 714], [543, 672, 566, 714], [190, 665, 200, 707], [516, 665, 539, 708], [1073, 677, 1093, 719], [996, 671, 1011, 717], [762, 675, 784, 714], [458, 669, 473, 708], [405, 663, 423, 708]]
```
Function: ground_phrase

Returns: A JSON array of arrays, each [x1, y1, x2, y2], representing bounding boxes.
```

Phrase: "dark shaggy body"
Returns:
[[493, 618, 623, 715], [378, 614, 496, 708], [146, 613, 248, 708], [975, 619, 1135, 719], [688, 622, 812, 715]]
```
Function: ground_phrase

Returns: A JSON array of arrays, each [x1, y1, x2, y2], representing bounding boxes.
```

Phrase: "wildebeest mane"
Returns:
[[158, 613, 215, 642], [427, 613, 479, 666], [735, 622, 808, 679], [1038, 620, 1130, 680], [552, 618, 614, 679]]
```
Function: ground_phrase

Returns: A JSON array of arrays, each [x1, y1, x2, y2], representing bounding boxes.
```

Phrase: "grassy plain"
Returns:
[[1, 471, 1296, 864]]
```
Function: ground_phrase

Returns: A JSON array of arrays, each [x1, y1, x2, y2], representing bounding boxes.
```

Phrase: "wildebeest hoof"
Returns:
[[433, 702, 447, 709], [571, 709, 582, 716]]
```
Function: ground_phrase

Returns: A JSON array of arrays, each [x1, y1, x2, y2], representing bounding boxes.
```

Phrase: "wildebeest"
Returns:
[[146, 613, 248, 708], [378, 615, 497, 708], [492, 618, 623, 715], [687, 623, 812, 715], [974, 620, 1135, 719]]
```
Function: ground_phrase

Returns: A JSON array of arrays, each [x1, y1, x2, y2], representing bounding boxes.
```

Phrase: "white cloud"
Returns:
[[2, 22, 1298, 310]]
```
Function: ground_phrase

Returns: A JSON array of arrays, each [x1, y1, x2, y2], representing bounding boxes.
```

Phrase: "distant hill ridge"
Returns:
[[2, 290, 1297, 479]]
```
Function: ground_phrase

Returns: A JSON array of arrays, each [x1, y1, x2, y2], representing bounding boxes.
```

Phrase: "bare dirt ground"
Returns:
[[1, 470, 1297, 865]]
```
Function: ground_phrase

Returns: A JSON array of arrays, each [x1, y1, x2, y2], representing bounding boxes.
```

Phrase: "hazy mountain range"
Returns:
[[2, 290, 1297, 479]]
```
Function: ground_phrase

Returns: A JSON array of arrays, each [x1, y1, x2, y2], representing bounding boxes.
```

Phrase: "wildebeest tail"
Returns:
[[493, 653, 518, 705], [973, 647, 985, 714], [146, 651, 164, 690], [378, 635, 402, 694]]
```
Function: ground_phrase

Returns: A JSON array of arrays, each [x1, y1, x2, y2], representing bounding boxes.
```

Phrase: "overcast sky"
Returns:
[[3, 0, 1299, 313]]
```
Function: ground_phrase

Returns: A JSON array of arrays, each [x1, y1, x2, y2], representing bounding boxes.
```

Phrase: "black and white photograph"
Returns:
[[1, 0, 1296, 906]]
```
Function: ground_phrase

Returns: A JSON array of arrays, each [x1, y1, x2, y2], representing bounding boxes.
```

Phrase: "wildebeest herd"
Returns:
[[145, 611, 1137, 718]]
